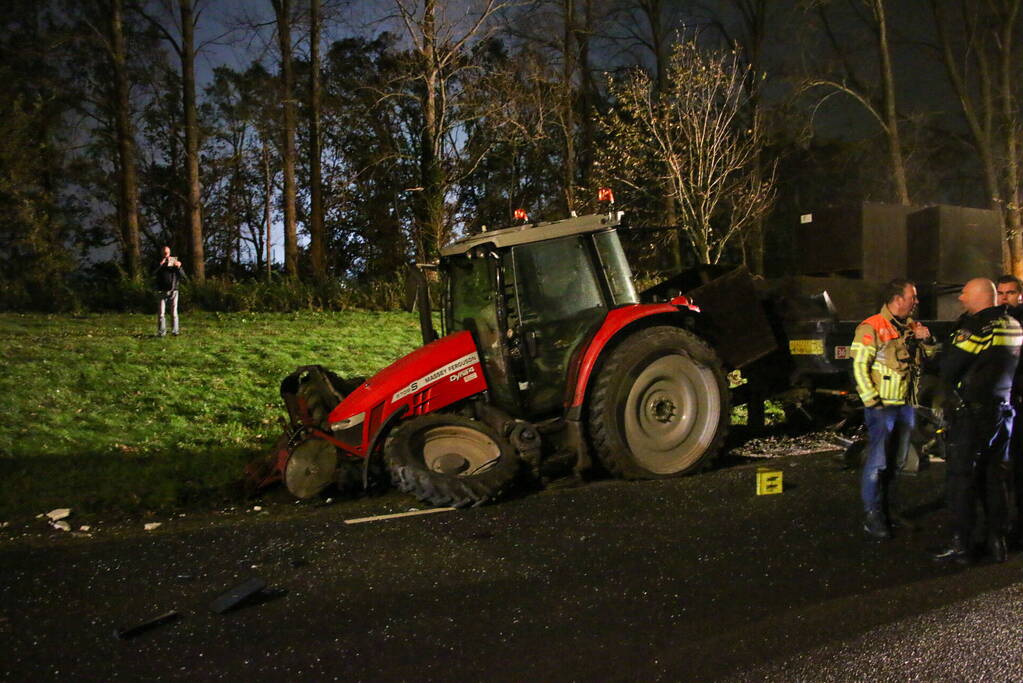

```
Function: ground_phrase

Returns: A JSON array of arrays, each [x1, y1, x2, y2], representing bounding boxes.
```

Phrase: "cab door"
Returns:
[[509, 235, 608, 416]]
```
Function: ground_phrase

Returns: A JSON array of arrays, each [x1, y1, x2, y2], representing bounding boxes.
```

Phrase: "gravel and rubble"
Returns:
[[728, 430, 850, 459]]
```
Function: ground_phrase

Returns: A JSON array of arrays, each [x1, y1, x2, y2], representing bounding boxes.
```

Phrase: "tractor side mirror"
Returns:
[[406, 265, 438, 345]]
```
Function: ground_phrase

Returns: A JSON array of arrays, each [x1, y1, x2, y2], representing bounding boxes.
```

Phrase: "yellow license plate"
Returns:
[[789, 339, 824, 355]]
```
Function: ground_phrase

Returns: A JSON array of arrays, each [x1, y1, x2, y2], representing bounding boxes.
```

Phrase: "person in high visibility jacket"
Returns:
[[933, 278, 1022, 564], [851, 279, 936, 539]]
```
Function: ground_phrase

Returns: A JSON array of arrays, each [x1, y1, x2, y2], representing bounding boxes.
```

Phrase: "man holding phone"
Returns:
[[154, 245, 186, 336]]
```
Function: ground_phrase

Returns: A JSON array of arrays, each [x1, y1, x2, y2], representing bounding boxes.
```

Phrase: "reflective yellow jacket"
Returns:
[[851, 305, 936, 407]]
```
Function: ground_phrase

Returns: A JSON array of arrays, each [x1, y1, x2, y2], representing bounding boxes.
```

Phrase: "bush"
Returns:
[[0, 260, 415, 314]]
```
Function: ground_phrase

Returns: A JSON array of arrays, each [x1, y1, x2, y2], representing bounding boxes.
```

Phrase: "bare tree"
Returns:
[[308, 0, 326, 281], [391, 0, 512, 260], [271, 0, 299, 277], [136, 0, 209, 280], [800, 0, 910, 206], [702, 0, 779, 274], [930, 0, 1023, 274], [108, 0, 143, 280], [605, 0, 693, 265], [603, 39, 776, 264]]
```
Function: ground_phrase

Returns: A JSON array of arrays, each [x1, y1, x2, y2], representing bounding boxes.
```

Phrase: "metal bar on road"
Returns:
[[344, 507, 456, 525]]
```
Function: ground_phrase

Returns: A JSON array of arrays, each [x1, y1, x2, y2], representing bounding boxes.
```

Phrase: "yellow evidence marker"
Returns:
[[756, 468, 783, 495]]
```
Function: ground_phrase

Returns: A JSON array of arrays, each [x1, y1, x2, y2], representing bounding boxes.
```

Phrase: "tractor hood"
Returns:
[[326, 330, 486, 433]]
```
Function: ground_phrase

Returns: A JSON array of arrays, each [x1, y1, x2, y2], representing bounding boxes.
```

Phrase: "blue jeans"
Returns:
[[157, 290, 179, 336], [861, 405, 915, 513]]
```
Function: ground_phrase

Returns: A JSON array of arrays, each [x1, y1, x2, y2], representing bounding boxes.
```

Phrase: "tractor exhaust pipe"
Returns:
[[406, 264, 438, 345]]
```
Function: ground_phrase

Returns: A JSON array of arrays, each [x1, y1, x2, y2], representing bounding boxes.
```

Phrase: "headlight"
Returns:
[[330, 411, 365, 432]]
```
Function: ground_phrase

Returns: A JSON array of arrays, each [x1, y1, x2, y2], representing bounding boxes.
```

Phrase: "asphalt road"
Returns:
[[3, 451, 1023, 681]]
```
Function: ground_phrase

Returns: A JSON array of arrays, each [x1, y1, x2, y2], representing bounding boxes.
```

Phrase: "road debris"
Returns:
[[114, 610, 180, 640], [143, 522, 162, 531], [210, 577, 269, 614], [344, 507, 456, 525], [46, 508, 71, 522], [731, 431, 845, 459]]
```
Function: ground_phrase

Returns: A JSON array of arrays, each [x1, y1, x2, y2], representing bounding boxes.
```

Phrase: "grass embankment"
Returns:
[[0, 312, 423, 522]]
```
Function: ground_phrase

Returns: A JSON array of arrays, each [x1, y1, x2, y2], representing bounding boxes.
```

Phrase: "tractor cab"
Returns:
[[435, 212, 638, 418]]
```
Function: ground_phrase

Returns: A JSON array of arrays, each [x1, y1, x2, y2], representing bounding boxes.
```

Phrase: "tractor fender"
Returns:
[[362, 405, 408, 488], [567, 304, 705, 413]]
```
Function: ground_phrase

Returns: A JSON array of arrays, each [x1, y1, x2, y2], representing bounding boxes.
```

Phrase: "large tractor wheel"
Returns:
[[384, 413, 521, 508], [588, 326, 729, 479]]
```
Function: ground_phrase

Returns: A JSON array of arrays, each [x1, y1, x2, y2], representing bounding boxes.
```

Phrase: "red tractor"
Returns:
[[247, 209, 736, 507]]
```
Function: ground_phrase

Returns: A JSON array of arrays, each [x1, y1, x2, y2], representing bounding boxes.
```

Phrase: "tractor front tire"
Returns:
[[588, 326, 729, 479], [384, 413, 521, 508]]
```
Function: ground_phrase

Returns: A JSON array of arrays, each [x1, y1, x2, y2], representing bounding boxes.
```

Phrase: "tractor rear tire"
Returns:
[[384, 413, 521, 508], [588, 326, 729, 479]]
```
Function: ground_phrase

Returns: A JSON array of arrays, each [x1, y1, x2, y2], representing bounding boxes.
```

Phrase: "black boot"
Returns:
[[932, 535, 972, 564], [863, 510, 891, 539]]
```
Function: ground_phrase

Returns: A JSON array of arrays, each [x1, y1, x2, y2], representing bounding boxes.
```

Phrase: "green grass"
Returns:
[[0, 311, 424, 521]]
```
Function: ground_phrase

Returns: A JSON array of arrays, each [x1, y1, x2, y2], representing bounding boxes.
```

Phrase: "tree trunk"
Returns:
[[180, 0, 205, 281], [561, 0, 577, 214], [273, 0, 299, 277], [577, 0, 595, 192], [998, 0, 1023, 274], [417, 0, 446, 261], [110, 0, 142, 281], [308, 0, 326, 281], [263, 137, 273, 281], [639, 0, 681, 268], [873, 0, 910, 205], [930, 0, 1005, 266]]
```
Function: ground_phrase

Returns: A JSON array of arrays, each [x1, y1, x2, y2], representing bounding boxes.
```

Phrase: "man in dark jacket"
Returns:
[[153, 246, 186, 336], [934, 278, 1022, 564], [996, 274, 1023, 542]]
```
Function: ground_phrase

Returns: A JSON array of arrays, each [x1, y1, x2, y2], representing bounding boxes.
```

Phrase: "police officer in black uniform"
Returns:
[[995, 274, 1023, 542], [934, 278, 1023, 564]]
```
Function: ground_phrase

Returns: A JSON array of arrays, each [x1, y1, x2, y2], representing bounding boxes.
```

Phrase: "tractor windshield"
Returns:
[[594, 231, 639, 305]]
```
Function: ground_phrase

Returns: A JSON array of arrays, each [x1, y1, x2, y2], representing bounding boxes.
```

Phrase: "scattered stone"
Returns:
[[79, 525, 91, 532], [144, 522, 162, 531], [252, 506, 262, 512], [52, 521, 71, 532], [46, 508, 71, 522]]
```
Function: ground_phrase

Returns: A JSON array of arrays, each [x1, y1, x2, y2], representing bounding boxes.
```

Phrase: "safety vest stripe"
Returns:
[[955, 336, 987, 354], [992, 330, 1023, 346], [851, 342, 878, 401]]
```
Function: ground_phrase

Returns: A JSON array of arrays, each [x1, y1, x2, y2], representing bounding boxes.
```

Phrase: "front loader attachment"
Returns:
[[244, 365, 363, 497]]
